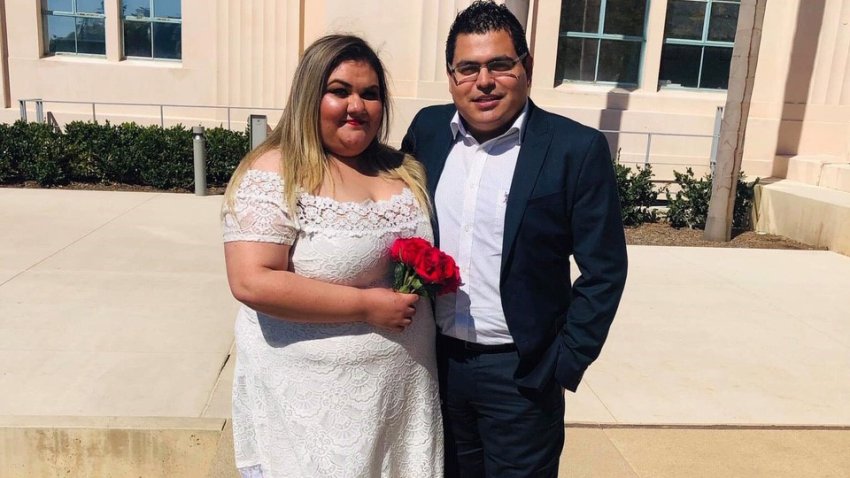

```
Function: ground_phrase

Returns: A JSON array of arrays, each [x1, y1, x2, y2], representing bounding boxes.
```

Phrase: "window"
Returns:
[[42, 0, 106, 56], [122, 0, 182, 60], [659, 0, 740, 89], [554, 0, 648, 86]]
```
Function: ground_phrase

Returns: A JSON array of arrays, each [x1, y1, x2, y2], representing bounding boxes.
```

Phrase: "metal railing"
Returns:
[[17, 99, 724, 178], [602, 106, 724, 177], [18, 98, 283, 130], [19, 98, 45, 123]]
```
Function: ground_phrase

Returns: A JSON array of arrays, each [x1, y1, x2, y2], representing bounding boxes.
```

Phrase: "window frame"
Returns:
[[42, 0, 107, 57], [556, 0, 649, 87], [660, 0, 740, 90], [121, 0, 182, 61]]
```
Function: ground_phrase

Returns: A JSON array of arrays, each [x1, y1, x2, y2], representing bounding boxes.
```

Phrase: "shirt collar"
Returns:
[[450, 101, 529, 146]]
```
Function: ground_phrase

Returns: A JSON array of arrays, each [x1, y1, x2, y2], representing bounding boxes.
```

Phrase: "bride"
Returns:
[[221, 35, 442, 477]]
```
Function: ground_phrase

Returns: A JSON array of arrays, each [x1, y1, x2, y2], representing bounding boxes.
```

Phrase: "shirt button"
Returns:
[[464, 225, 472, 232]]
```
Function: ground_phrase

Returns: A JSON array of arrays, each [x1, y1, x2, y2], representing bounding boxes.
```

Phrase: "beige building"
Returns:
[[1, 0, 849, 248]]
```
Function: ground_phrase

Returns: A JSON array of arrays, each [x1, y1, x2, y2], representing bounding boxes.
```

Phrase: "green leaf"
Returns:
[[410, 276, 423, 293], [393, 263, 405, 290]]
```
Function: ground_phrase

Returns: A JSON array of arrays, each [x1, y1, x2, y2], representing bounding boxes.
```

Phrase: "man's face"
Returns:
[[447, 30, 532, 142]]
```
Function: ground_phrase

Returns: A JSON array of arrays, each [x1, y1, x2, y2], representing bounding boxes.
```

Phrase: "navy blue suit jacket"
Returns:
[[401, 100, 628, 392]]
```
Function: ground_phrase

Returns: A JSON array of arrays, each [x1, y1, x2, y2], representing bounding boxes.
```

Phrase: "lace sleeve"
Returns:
[[222, 169, 298, 245]]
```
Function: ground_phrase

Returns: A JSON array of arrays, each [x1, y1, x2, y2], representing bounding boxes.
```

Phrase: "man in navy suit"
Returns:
[[401, 2, 628, 476]]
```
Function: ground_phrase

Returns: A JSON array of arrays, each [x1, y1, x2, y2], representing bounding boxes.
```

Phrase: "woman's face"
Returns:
[[319, 60, 383, 159]]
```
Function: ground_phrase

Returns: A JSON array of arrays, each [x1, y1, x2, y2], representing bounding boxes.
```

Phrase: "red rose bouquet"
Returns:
[[390, 237, 461, 298]]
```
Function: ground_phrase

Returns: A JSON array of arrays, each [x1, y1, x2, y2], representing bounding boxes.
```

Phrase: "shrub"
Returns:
[[0, 121, 70, 186], [137, 125, 193, 189], [665, 168, 712, 229], [106, 123, 193, 189], [0, 123, 20, 182], [102, 122, 145, 185], [64, 121, 120, 182], [665, 168, 759, 230], [614, 160, 658, 226], [27, 137, 70, 186], [205, 127, 249, 186], [733, 174, 760, 230], [2, 120, 251, 190]]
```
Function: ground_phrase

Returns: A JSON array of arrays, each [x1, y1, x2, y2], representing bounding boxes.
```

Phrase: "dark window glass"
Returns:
[[153, 22, 181, 59], [604, 0, 646, 37], [121, 0, 181, 59], [153, 0, 181, 19], [598, 40, 641, 83], [557, 0, 646, 85], [700, 46, 732, 88], [124, 21, 152, 57], [557, 37, 599, 82], [123, 0, 151, 17], [45, 0, 73, 12], [76, 17, 105, 54], [665, 0, 706, 40], [563, 0, 601, 33], [708, 2, 739, 42], [659, 44, 701, 88], [46, 15, 76, 54], [77, 0, 105, 14], [661, 0, 738, 89], [42, 0, 107, 56]]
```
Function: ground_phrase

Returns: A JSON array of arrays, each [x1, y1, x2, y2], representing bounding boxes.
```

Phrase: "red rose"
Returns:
[[439, 260, 461, 294], [414, 248, 445, 283], [390, 237, 431, 263], [389, 237, 462, 298]]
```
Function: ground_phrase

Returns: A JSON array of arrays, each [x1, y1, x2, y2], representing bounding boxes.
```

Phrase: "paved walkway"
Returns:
[[2, 188, 849, 476]]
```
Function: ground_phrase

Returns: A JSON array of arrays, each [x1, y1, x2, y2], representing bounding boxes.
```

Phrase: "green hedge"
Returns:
[[0, 120, 248, 190], [0, 121, 69, 185], [2, 120, 759, 231], [665, 168, 759, 230], [611, 159, 758, 229], [614, 161, 658, 226]]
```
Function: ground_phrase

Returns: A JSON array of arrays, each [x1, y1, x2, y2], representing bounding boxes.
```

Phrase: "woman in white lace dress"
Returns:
[[221, 35, 442, 477]]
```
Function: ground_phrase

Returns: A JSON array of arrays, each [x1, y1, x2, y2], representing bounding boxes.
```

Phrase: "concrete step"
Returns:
[[0, 416, 228, 477], [7, 419, 848, 478], [558, 426, 850, 478], [776, 155, 850, 194], [755, 179, 850, 255], [821, 162, 850, 193]]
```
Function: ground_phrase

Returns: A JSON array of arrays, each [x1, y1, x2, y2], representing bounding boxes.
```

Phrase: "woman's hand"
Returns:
[[360, 288, 420, 332], [226, 241, 421, 327]]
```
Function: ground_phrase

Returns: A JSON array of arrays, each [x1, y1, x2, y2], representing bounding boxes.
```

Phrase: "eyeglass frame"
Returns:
[[447, 52, 529, 85]]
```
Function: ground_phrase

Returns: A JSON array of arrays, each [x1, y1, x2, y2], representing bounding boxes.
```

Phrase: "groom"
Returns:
[[401, 1, 628, 476]]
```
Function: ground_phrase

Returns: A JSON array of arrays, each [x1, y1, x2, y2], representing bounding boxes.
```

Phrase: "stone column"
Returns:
[[104, 0, 121, 62], [0, 0, 10, 107]]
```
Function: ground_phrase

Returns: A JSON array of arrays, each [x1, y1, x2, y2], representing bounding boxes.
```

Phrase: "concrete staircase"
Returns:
[[775, 155, 850, 193], [0, 416, 233, 477], [756, 155, 850, 255]]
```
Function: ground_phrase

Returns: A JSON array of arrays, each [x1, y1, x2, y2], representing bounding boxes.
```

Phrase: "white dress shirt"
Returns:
[[434, 103, 529, 344]]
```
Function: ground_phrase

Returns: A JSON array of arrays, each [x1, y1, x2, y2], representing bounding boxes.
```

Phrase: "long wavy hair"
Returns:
[[223, 34, 429, 218]]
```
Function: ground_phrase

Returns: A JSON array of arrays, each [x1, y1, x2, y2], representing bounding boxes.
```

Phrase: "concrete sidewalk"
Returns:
[[1, 188, 849, 477]]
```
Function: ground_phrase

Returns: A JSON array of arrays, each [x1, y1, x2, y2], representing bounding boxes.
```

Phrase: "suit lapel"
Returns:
[[427, 123, 455, 199], [501, 102, 552, 276], [426, 107, 457, 247]]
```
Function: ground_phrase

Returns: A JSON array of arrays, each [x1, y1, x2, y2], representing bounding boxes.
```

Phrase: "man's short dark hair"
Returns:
[[445, 1, 529, 68]]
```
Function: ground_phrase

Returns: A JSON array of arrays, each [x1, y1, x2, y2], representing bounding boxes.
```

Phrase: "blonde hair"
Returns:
[[223, 34, 430, 218]]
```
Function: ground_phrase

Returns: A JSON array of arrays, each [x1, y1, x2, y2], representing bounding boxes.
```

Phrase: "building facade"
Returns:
[[1, 0, 849, 187]]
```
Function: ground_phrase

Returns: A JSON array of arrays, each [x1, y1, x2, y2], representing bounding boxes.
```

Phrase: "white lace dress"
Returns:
[[222, 170, 443, 478]]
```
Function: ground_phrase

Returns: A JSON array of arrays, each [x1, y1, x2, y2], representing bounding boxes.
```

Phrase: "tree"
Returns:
[[703, 0, 767, 241], [505, 0, 530, 30]]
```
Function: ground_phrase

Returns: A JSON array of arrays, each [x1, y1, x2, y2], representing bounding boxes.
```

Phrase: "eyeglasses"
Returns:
[[447, 52, 528, 85]]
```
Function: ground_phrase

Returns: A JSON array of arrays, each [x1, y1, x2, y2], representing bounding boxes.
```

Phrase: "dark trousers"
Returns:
[[437, 337, 565, 478]]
